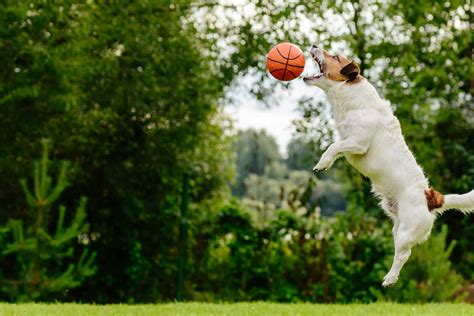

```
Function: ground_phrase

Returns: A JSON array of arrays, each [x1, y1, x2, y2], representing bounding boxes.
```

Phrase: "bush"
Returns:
[[190, 201, 465, 303], [325, 209, 393, 302]]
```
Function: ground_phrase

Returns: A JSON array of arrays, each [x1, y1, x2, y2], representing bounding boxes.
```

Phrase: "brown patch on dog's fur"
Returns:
[[319, 50, 361, 83], [425, 187, 445, 211]]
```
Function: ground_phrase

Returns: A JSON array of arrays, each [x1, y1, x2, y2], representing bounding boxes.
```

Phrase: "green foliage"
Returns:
[[234, 130, 346, 221], [193, 202, 329, 302], [286, 136, 320, 172], [0, 1, 235, 302], [0, 140, 95, 302], [233, 130, 281, 196], [190, 201, 463, 303], [242, 168, 313, 224], [325, 209, 393, 302]]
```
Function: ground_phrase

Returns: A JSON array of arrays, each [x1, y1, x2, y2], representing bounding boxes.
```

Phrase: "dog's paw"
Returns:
[[382, 273, 398, 287], [313, 158, 333, 172], [312, 164, 324, 172]]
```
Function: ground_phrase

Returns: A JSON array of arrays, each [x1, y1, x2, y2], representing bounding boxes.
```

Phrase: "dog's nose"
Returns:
[[312, 44, 318, 49]]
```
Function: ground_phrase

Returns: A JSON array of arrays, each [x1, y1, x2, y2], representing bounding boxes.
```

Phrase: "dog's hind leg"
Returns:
[[382, 189, 434, 287], [391, 217, 400, 242], [382, 227, 415, 287]]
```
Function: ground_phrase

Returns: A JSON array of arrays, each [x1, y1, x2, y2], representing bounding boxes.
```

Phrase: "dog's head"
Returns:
[[304, 45, 361, 90]]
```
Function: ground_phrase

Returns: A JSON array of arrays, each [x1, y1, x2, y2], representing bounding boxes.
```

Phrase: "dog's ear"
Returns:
[[340, 61, 360, 81]]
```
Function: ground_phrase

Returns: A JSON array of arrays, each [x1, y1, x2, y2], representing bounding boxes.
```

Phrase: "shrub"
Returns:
[[191, 200, 465, 303]]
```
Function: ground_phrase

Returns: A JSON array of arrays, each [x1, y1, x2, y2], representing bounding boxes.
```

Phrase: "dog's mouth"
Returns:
[[303, 50, 325, 81]]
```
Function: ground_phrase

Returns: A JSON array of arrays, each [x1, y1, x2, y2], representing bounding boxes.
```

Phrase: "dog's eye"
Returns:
[[332, 55, 340, 62]]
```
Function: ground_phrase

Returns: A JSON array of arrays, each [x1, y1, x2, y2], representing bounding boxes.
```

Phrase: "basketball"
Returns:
[[266, 43, 305, 81]]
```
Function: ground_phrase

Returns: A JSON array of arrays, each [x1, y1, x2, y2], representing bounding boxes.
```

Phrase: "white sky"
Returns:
[[224, 96, 299, 153]]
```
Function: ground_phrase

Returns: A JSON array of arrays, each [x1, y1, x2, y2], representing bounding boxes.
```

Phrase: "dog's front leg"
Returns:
[[314, 110, 376, 172], [313, 139, 368, 171]]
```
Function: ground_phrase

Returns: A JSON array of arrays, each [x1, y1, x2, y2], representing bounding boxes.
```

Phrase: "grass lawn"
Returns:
[[0, 302, 472, 316]]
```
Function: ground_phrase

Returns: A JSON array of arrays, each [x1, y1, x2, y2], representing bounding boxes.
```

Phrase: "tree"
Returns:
[[0, 1, 235, 302], [233, 129, 281, 196], [286, 136, 318, 172], [0, 140, 95, 302]]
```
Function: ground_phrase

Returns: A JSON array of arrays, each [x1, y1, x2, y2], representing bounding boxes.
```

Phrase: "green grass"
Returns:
[[0, 303, 472, 316]]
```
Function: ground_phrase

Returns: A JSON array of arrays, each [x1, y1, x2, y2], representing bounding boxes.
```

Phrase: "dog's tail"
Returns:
[[426, 187, 474, 216]]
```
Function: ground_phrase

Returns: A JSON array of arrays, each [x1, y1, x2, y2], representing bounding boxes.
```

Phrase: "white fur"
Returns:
[[433, 190, 474, 215], [305, 47, 474, 287]]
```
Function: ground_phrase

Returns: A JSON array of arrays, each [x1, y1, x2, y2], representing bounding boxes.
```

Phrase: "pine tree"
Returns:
[[0, 139, 95, 301]]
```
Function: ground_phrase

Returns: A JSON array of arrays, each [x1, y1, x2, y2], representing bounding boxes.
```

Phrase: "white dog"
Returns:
[[304, 45, 474, 286]]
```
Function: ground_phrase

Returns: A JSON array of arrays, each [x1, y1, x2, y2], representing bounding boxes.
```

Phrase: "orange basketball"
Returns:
[[266, 43, 305, 81]]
